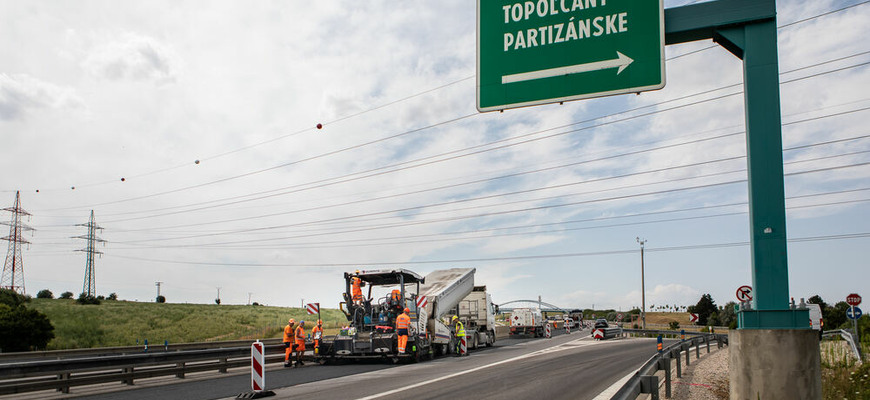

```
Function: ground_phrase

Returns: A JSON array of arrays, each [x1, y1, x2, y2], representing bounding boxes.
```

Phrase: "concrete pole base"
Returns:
[[729, 329, 821, 400]]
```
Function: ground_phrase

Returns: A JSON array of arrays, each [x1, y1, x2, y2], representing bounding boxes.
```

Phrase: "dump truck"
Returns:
[[456, 285, 498, 349], [417, 268, 477, 356], [509, 307, 544, 337]]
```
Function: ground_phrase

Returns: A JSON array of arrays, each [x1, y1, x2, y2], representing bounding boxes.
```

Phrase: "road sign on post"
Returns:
[[847, 307, 862, 320], [847, 293, 862, 307], [477, 0, 665, 112], [736, 285, 753, 302], [689, 313, 698, 323]]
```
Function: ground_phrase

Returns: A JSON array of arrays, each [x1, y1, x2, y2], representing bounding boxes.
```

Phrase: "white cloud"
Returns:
[[82, 33, 176, 84], [0, 73, 83, 121], [623, 283, 702, 310]]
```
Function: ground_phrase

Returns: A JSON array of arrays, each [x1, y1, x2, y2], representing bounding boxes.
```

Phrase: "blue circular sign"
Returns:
[[847, 306, 862, 320]]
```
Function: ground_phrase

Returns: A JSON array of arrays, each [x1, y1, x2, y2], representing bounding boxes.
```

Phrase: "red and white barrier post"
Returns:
[[460, 336, 467, 355], [545, 321, 552, 338], [565, 321, 570, 335], [251, 340, 265, 392]]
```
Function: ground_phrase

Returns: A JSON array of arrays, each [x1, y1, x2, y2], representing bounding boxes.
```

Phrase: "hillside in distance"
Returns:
[[29, 298, 346, 350]]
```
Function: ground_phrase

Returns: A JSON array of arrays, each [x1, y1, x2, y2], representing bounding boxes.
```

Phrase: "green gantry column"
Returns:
[[664, 0, 808, 328]]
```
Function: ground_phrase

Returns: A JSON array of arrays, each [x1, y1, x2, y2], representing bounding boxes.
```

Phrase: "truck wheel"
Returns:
[[472, 334, 479, 350], [486, 331, 494, 347]]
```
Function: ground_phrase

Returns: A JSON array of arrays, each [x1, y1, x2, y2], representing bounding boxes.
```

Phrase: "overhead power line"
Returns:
[[102, 231, 870, 268], [54, 56, 870, 226]]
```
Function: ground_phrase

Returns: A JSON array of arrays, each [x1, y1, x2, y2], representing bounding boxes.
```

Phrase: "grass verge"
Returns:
[[29, 298, 348, 349]]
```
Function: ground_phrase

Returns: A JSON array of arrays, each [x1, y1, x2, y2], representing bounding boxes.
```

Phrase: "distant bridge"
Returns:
[[497, 299, 575, 314]]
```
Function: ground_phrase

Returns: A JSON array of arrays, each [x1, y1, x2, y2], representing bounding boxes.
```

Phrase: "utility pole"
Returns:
[[248, 292, 252, 305], [74, 210, 105, 297], [1, 191, 34, 295], [216, 287, 221, 304], [155, 281, 163, 300], [636, 237, 647, 330]]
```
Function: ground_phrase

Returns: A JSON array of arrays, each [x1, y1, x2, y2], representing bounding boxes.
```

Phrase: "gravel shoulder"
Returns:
[[670, 344, 729, 400]]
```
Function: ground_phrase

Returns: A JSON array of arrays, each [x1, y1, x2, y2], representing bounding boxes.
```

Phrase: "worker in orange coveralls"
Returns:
[[311, 319, 323, 354], [283, 318, 295, 367], [396, 307, 410, 354], [351, 271, 365, 305], [294, 320, 307, 367]]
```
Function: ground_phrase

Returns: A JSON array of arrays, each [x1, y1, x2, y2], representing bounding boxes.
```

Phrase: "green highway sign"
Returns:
[[477, 0, 666, 112]]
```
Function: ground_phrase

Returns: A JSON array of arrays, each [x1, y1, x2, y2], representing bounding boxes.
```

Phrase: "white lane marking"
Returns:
[[592, 368, 638, 400], [355, 337, 595, 400]]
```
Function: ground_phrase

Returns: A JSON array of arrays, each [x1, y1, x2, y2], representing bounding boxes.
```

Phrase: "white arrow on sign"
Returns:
[[502, 51, 634, 84]]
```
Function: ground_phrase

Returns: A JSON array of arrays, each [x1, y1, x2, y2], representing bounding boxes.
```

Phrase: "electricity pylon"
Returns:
[[1, 191, 34, 295], [74, 210, 105, 297]]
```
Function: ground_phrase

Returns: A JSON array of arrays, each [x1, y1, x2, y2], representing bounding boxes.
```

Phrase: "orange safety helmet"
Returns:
[[404, 307, 410, 313], [288, 318, 295, 324], [317, 319, 323, 325]]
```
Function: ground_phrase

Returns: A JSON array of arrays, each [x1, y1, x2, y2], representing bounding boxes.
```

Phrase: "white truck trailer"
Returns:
[[509, 307, 544, 337], [457, 285, 498, 349]]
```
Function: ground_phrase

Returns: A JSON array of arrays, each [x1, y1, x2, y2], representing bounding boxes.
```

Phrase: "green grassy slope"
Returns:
[[29, 299, 347, 350]]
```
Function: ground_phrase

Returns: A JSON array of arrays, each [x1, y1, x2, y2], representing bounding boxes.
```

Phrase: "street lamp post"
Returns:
[[636, 237, 647, 330]]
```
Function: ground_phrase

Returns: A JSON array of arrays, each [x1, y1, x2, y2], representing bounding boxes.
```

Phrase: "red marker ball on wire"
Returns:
[[316, 123, 323, 130]]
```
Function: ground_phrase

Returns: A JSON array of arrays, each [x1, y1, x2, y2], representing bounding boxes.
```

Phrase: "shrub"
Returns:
[[59, 291, 74, 299], [0, 289, 27, 307], [669, 321, 680, 330], [36, 289, 54, 299], [215, 298, 221, 305], [76, 293, 101, 305], [156, 295, 166, 303], [107, 293, 118, 301], [0, 303, 55, 351]]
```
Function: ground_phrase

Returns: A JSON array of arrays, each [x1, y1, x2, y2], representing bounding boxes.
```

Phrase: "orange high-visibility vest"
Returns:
[[311, 325, 323, 340], [352, 277, 363, 300], [396, 313, 410, 330], [283, 324, 294, 342], [295, 325, 306, 343]]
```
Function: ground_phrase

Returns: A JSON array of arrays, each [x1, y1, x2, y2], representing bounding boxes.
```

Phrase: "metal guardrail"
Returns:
[[610, 330, 728, 400], [822, 329, 863, 362], [0, 338, 285, 362], [0, 329, 513, 395], [0, 340, 303, 395]]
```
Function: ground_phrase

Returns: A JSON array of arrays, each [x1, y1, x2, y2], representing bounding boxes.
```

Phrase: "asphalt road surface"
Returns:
[[56, 328, 660, 400]]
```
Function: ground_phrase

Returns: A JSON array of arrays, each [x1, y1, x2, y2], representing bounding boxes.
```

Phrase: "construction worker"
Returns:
[[294, 320, 307, 366], [283, 318, 296, 367], [389, 289, 403, 317], [396, 307, 410, 354], [452, 315, 466, 356], [351, 271, 364, 305], [311, 319, 323, 355]]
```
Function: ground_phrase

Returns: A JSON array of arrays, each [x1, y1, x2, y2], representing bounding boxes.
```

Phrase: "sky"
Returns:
[[1, 0, 868, 314]]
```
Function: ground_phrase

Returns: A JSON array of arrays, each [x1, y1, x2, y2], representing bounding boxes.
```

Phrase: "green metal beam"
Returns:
[[664, 0, 775, 45]]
